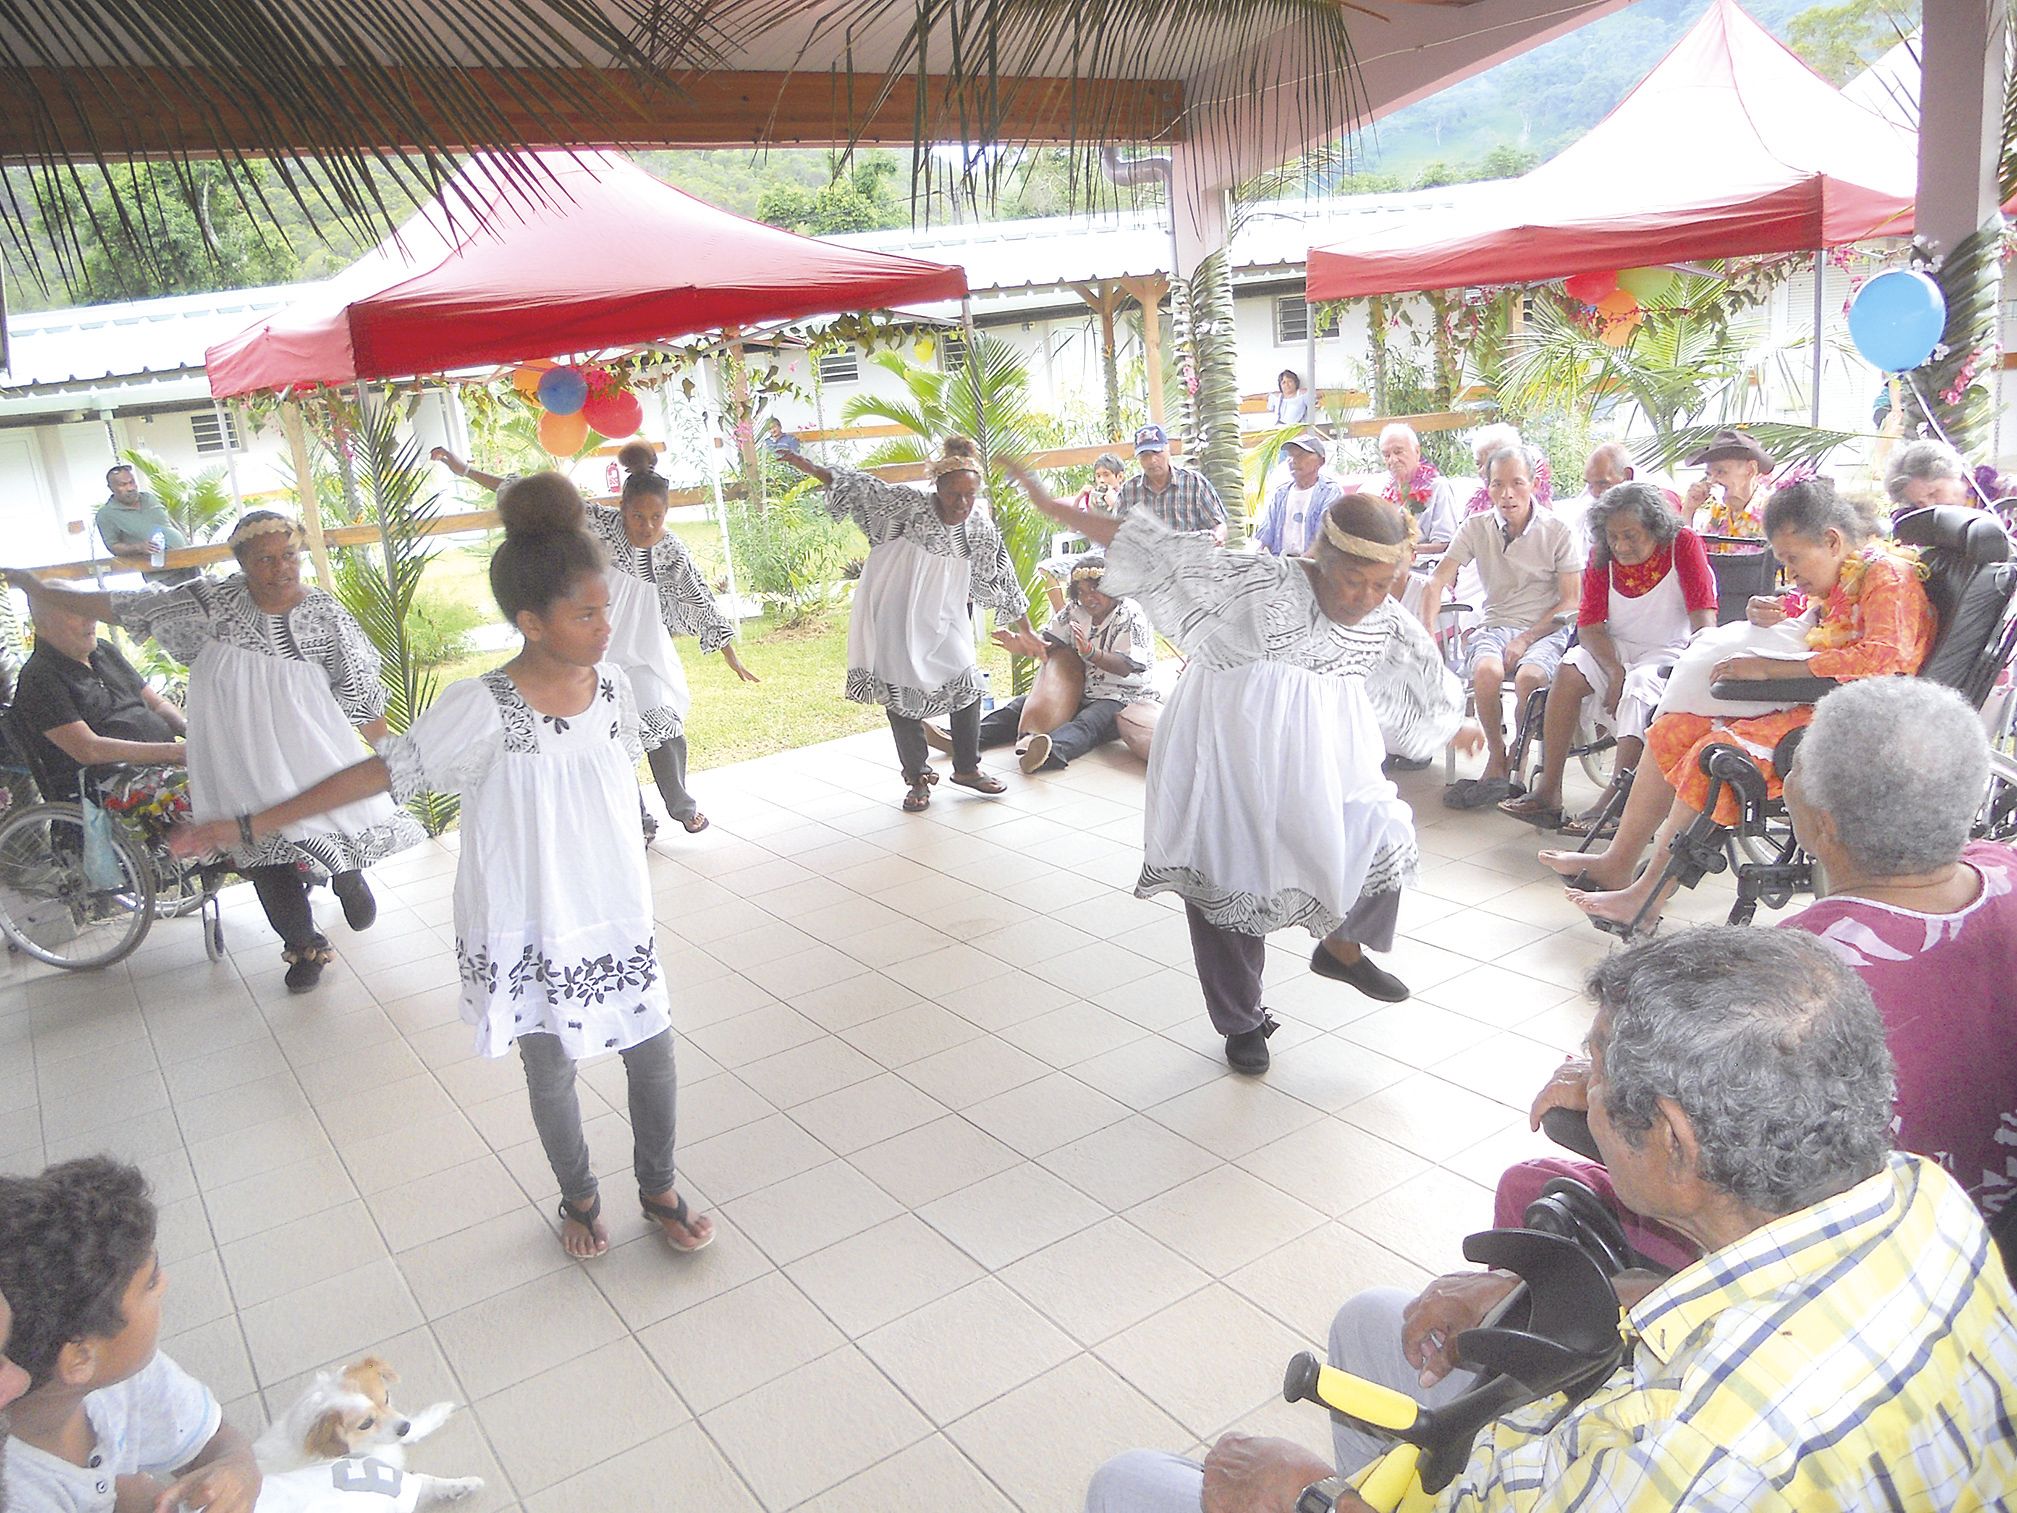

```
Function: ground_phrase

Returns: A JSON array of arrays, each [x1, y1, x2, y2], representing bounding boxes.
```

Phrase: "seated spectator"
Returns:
[[1883, 438, 1977, 511], [1543, 480, 1934, 932], [1499, 483, 1716, 830], [933, 554, 1157, 773], [12, 598, 185, 798], [1421, 446, 1580, 809], [1268, 369, 1311, 426], [1116, 426, 1226, 543], [1075, 453, 1126, 517], [1459, 423, 1552, 517], [1682, 428, 1772, 539], [1254, 432, 1346, 557], [1555, 439, 1642, 561], [0, 1157, 261, 1513], [1084, 927, 2017, 1513], [1376, 422, 1459, 561]]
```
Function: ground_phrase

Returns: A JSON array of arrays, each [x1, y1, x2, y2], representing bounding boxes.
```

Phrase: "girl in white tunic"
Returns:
[[777, 437, 1032, 812], [170, 476, 713, 1260], [1007, 464, 1477, 1074], [7, 512, 422, 992], [591, 447, 759, 837]]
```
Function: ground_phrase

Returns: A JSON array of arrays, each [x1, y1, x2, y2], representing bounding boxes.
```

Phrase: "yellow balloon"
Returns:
[[538, 409, 589, 454], [913, 337, 936, 362]]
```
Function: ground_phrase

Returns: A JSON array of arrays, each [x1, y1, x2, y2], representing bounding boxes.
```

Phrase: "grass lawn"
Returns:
[[420, 532, 1016, 774]]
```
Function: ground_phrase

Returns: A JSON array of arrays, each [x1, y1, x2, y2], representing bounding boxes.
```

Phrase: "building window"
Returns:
[[817, 348, 860, 385], [1274, 296, 1312, 346], [191, 409, 241, 455], [941, 333, 969, 374]]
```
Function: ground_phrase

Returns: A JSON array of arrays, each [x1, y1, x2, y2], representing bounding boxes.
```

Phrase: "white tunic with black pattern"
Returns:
[[379, 664, 669, 1061], [1105, 515, 1463, 937], [587, 506, 735, 748], [111, 577, 423, 872], [825, 468, 1028, 718]]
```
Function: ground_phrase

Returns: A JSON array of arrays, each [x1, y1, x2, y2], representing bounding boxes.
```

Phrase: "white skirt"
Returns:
[[605, 568, 690, 748], [186, 642, 422, 872], [1138, 661, 1417, 937], [845, 537, 982, 717]]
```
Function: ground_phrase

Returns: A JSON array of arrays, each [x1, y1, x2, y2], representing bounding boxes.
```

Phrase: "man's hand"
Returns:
[[1684, 479, 1712, 513], [1745, 595, 1787, 627], [1529, 1056, 1591, 1128], [169, 819, 239, 860], [1503, 634, 1531, 667], [154, 1447, 260, 1513], [1401, 1271, 1521, 1386], [1200, 1433, 1335, 1513], [429, 447, 468, 477], [1711, 654, 1798, 683]]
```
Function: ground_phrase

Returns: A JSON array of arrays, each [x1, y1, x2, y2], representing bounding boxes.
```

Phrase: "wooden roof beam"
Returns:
[[0, 66, 1186, 159]]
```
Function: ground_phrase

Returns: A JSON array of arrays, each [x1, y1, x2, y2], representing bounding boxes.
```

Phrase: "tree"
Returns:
[[756, 159, 907, 235], [1786, 0, 1915, 85], [61, 163, 300, 303]]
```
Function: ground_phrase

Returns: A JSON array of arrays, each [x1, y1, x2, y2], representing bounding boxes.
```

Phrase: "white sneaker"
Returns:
[[1019, 732, 1053, 774]]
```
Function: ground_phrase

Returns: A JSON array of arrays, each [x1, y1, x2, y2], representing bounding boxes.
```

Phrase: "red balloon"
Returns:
[[1563, 270, 1620, 304], [582, 389, 644, 439]]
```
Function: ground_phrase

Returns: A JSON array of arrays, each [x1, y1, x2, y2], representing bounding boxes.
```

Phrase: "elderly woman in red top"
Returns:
[[1500, 481, 1717, 830], [1541, 480, 1935, 932]]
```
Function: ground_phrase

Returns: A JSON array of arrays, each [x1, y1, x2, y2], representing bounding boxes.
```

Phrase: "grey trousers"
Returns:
[[645, 735, 698, 823], [1184, 888, 1404, 1035], [1082, 1288, 1474, 1513], [888, 701, 979, 782], [516, 1029, 679, 1200]]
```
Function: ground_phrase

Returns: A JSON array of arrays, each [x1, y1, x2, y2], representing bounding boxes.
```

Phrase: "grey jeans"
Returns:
[[1184, 889, 1404, 1035], [516, 1029, 679, 1200], [1082, 1288, 1475, 1512], [645, 735, 698, 823]]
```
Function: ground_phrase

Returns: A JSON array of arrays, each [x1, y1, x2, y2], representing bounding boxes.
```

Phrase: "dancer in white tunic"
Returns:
[[777, 437, 1032, 812], [1006, 463, 1479, 1073], [170, 476, 714, 1260], [7, 512, 422, 992]]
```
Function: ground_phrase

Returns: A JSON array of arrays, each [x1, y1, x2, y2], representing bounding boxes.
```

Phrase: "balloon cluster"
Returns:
[[1846, 269, 1946, 373], [1560, 267, 1678, 347], [509, 360, 645, 455]]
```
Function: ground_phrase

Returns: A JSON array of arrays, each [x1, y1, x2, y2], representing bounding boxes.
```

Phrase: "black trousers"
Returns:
[[645, 735, 697, 822], [1184, 889, 1404, 1035], [888, 701, 978, 782], [247, 864, 323, 950]]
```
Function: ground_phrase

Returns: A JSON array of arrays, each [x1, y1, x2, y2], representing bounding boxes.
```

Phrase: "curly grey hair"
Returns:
[[1585, 481, 1683, 569], [1883, 440, 1968, 504], [1587, 927, 1895, 1215], [1762, 478, 1873, 544], [1794, 678, 1988, 875]]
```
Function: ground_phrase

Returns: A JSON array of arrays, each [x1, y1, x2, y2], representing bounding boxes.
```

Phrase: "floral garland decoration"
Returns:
[[1382, 460, 1441, 513]]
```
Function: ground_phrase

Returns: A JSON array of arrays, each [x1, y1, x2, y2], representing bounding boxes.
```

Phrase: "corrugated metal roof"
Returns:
[[2, 283, 299, 395]]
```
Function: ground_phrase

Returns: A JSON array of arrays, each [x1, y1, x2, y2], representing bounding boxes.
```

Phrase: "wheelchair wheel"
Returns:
[[1575, 739, 1616, 790], [151, 851, 208, 919], [0, 802, 154, 970]]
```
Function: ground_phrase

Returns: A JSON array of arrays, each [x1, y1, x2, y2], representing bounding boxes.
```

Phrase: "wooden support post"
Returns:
[[1071, 281, 1126, 441], [279, 398, 333, 591], [1117, 275, 1169, 428], [725, 328, 762, 505]]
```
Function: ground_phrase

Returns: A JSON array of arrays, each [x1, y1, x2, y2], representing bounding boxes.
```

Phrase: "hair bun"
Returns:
[[616, 441, 659, 475], [939, 436, 979, 461], [496, 472, 587, 537]]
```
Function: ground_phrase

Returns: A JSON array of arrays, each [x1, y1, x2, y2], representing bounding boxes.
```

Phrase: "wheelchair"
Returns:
[[1279, 1181, 1629, 1509], [0, 706, 226, 971], [1592, 505, 2017, 937]]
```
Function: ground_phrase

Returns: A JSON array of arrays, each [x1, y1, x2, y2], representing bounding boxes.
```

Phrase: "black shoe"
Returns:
[[1382, 753, 1432, 774], [641, 813, 659, 849], [283, 940, 331, 993], [1310, 943, 1410, 1002], [331, 871, 377, 931], [1224, 1014, 1278, 1074]]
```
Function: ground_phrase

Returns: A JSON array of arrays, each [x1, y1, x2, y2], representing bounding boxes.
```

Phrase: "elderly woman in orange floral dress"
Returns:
[[1539, 480, 1934, 932]]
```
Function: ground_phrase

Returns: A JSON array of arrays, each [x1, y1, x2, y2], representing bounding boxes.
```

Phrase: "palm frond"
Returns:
[[1641, 423, 1863, 477]]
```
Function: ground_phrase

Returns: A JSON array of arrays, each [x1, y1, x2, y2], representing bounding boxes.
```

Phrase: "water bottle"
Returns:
[[148, 530, 166, 569], [980, 669, 994, 713]]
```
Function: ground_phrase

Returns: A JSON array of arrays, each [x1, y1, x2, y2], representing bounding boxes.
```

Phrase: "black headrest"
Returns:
[[1895, 505, 2011, 565], [1919, 559, 2017, 694]]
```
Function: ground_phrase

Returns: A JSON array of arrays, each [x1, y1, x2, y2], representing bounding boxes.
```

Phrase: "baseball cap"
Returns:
[[1133, 424, 1169, 455], [1282, 430, 1327, 457]]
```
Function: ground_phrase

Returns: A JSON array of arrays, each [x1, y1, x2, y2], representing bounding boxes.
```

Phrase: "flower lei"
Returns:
[[1382, 461, 1440, 513], [1805, 541, 1925, 650]]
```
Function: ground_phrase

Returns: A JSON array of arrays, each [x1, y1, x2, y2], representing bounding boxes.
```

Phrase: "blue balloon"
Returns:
[[536, 366, 588, 415], [1848, 270, 1947, 373]]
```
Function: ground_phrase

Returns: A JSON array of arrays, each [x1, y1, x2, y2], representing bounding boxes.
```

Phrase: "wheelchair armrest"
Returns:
[[1540, 1106, 1602, 1162], [1706, 675, 1836, 703]]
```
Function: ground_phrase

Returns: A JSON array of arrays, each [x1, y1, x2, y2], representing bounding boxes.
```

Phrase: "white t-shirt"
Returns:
[[4, 1352, 220, 1513]]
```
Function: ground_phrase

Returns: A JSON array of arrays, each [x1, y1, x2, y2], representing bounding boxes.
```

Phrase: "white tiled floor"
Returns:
[[0, 731, 1768, 1511]]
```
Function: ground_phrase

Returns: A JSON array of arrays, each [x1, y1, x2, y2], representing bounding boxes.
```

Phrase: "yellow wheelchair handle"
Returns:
[[1282, 1352, 1423, 1434], [1353, 1444, 1434, 1512]]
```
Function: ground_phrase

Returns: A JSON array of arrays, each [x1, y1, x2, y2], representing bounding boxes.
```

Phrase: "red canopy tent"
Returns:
[[1305, 0, 1920, 300], [207, 151, 969, 395]]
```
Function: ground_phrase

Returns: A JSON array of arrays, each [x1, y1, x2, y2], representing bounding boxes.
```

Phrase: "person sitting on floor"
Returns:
[[1541, 480, 1933, 933], [1498, 482, 1717, 832], [1421, 445, 1581, 810], [1083, 926, 2017, 1513], [1254, 431, 1347, 558], [1507, 677, 2017, 1269], [927, 553, 1158, 774], [11, 597, 187, 799], [0, 1157, 262, 1513]]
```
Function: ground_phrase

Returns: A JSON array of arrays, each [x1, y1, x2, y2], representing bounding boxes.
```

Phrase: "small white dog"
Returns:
[[253, 1357, 483, 1512]]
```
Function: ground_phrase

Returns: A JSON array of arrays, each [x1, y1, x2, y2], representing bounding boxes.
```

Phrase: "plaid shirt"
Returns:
[[1436, 1153, 2017, 1511], [1117, 466, 1226, 535]]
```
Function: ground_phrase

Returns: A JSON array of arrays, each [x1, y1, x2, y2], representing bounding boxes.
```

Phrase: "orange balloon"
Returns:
[[538, 408, 589, 455], [511, 362, 552, 400], [1594, 288, 1642, 345]]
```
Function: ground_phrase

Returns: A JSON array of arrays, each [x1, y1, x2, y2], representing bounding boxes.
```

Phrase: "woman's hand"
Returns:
[[1450, 721, 1487, 758], [723, 646, 761, 684], [1746, 595, 1787, 627], [1529, 1056, 1591, 1128], [429, 447, 468, 477], [168, 819, 238, 860], [1712, 654, 1799, 682], [1070, 619, 1095, 658]]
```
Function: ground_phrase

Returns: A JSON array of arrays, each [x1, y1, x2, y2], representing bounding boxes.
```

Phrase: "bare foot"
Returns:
[[1569, 884, 1663, 932], [557, 1194, 609, 1259], [642, 1187, 716, 1252], [1538, 848, 1631, 887]]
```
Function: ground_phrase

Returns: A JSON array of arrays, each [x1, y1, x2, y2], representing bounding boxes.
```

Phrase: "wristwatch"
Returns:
[[1296, 1475, 1350, 1513]]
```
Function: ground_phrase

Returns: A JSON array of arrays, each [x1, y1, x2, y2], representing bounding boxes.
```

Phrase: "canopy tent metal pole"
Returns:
[[211, 398, 245, 513], [1809, 251, 1825, 427], [691, 354, 746, 618]]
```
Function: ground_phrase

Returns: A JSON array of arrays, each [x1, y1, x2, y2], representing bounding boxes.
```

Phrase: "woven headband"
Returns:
[[227, 516, 301, 550], [1320, 513, 1412, 564], [930, 453, 982, 479]]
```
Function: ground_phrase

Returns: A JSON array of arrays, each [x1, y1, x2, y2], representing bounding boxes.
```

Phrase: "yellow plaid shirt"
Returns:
[[1436, 1153, 2017, 1511]]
